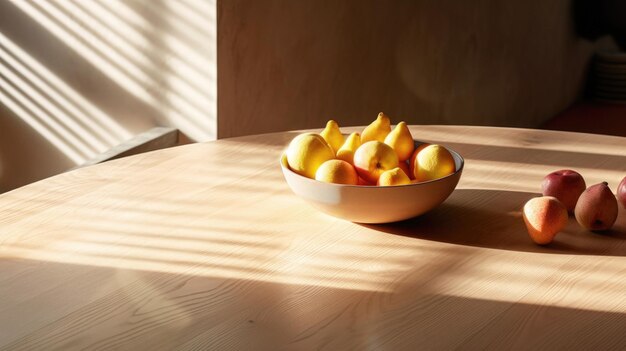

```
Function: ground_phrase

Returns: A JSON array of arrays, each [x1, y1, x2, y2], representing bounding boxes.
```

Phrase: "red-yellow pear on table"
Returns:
[[361, 112, 391, 143], [377, 167, 411, 186], [384, 121, 415, 162], [522, 196, 568, 245], [353, 141, 399, 184], [575, 182, 618, 231]]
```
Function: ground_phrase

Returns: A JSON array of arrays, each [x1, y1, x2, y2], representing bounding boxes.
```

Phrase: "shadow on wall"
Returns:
[[0, 0, 216, 192]]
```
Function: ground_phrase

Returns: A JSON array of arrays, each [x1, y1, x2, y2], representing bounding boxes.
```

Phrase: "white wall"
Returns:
[[0, 0, 217, 192]]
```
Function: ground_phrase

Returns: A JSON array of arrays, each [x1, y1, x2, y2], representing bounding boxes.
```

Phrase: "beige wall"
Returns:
[[0, 0, 216, 192], [0, 0, 615, 192], [217, 0, 607, 138]]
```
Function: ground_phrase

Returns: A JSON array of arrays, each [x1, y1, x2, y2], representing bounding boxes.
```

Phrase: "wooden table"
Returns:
[[1, 126, 625, 350]]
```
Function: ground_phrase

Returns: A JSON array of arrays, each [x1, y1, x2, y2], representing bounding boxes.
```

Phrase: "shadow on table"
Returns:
[[362, 189, 626, 257], [2, 256, 626, 350]]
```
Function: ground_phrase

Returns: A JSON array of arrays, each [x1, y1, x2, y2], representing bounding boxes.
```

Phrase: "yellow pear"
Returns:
[[384, 121, 414, 162], [336, 132, 361, 165], [378, 167, 411, 186], [361, 112, 391, 143], [320, 120, 344, 154]]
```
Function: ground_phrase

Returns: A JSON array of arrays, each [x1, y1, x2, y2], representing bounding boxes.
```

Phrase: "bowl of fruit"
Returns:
[[280, 113, 464, 223]]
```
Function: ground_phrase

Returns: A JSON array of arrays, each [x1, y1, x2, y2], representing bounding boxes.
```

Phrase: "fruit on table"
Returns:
[[287, 133, 335, 179], [412, 144, 456, 182], [353, 141, 399, 184], [384, 121, 415, 162], [575, 182, 618, 231], [618, 176, 626, 209], [336, 132, 361, 165], [541, 169, 586, 213], [361, 112, 391, 143], [378, 167, 411, 186], [315, 159, 359, 185], [320, 120, 344, 154], [522, 196, 568, 245]]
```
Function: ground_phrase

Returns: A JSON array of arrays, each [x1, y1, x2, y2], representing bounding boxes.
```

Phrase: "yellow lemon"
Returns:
[[413, 144, 456, 182], [286, 133, 335, 179], [315, 159, 358, 185], [377, 167, 411, 186]]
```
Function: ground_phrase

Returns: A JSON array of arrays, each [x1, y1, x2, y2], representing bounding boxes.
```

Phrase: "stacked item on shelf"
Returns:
[[591, 51, 626, 104]]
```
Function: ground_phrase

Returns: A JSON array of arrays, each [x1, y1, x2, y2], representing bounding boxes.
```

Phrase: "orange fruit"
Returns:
[[378, 167, 411, 186], [315, 159, 359, 185]]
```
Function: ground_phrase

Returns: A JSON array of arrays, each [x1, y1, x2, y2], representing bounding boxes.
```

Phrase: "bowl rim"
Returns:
[[280, 139, 465, 189]]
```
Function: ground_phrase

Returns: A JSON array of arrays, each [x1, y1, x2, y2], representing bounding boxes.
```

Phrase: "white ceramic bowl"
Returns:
[[280, 141, 464, 223]]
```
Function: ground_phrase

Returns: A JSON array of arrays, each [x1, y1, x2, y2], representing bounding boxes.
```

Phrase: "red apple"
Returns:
[[618, 176, 626, 209], [353, 141, 399, 184], [541, 169, 586, 213]]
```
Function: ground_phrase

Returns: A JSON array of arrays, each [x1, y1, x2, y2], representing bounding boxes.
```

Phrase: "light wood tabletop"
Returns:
[[1, 126, 625, 350]]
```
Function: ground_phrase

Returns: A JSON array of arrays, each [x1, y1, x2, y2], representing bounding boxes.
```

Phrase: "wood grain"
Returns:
[[217, 1, 616, 138], [1, 126, 625, 350]]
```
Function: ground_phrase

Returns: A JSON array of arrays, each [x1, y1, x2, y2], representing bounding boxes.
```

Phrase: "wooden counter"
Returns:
[[1, 126, 625, 350]]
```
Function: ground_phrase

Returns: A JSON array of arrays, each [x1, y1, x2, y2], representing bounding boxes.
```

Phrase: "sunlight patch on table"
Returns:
[[460, 159, 625, 193], [424, 254, 626, 313], [415, 126, 626, 157]]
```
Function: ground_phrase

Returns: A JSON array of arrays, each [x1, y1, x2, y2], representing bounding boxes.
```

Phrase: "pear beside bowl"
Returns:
[[280, 141, 464, 223]]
